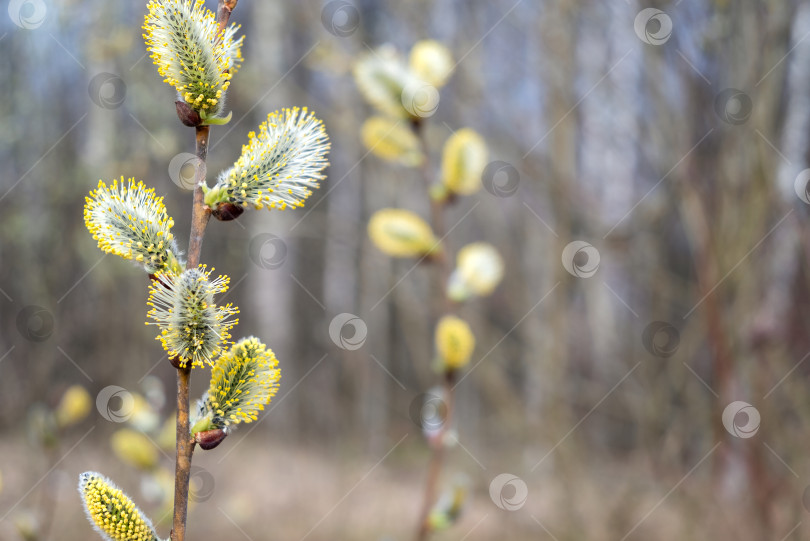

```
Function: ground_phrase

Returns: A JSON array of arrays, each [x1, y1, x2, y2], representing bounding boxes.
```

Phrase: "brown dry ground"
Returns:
[[0, 431, 801, 541]]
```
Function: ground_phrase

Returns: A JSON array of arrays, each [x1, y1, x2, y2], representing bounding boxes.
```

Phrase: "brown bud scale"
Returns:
[[212, 202, 244, 221], [176, 101, 203, 127], [195, 428, 227, 450]]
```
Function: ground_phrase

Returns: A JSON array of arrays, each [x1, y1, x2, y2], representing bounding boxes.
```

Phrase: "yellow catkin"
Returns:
[[368, 208, 437, 258], [409, 40, 454, 88], [79, 472, 159, 541], [195, 337, 281, 430], [360, 116, 423, 166], [111, 429, 159, 470], [143, 0, 243, 116], [146, 266, 239, 368], [447, 242, 504, 300], [206, 107, 330, 213], [353, 45, 415, 119], [435, 315, 475, 371], [55, 385, 92, 428], [83, 177, 180, 274], [440, 128, 488, 195]]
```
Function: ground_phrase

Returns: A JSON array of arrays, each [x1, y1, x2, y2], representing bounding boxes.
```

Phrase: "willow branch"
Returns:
[[37, 446, 59, 541], [412, 120, 455, 541], [416, 374, 455, 541], [171, 365, 193, 541], [215, 0, 238, 38], [170, 0, 233, 530], [187, 125, 212, 268], [413, 120, 452, 314], [171, 124, 211, 541]]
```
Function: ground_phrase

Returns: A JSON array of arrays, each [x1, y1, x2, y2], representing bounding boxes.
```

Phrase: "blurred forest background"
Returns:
[[2, 0, 810, 539]]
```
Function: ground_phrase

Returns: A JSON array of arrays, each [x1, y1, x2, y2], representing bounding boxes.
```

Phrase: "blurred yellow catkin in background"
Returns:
[[440, 128, 488, 196], [447, 242, 505, 301], [111, 429, 159, 470], [368, 208, 438, 257], [55, 385, 92, 428], [409, 40, 454, 88], [435, 315, 476, 371], [361, 116, 424, 166]]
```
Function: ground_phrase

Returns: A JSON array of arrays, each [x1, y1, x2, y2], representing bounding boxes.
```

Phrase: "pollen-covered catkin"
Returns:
[[146, 266, 239, 368], [205, 107, 330, 213], [84, 177, 181, 274], [78, 472, 159, 541], [143, 0, 243, 117], [193, 337, 281, 432]]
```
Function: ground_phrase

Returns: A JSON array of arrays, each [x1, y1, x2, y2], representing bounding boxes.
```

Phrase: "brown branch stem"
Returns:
[[413, 120, 452, 314], [415, 374, 455, 541], [171, 366, 194, 541], [412, 120, 455, 541], [187, 125, 212, 268], [171, 123, 213, 541], [215, 0, 237, 39], [37, 445, 58, 541]]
